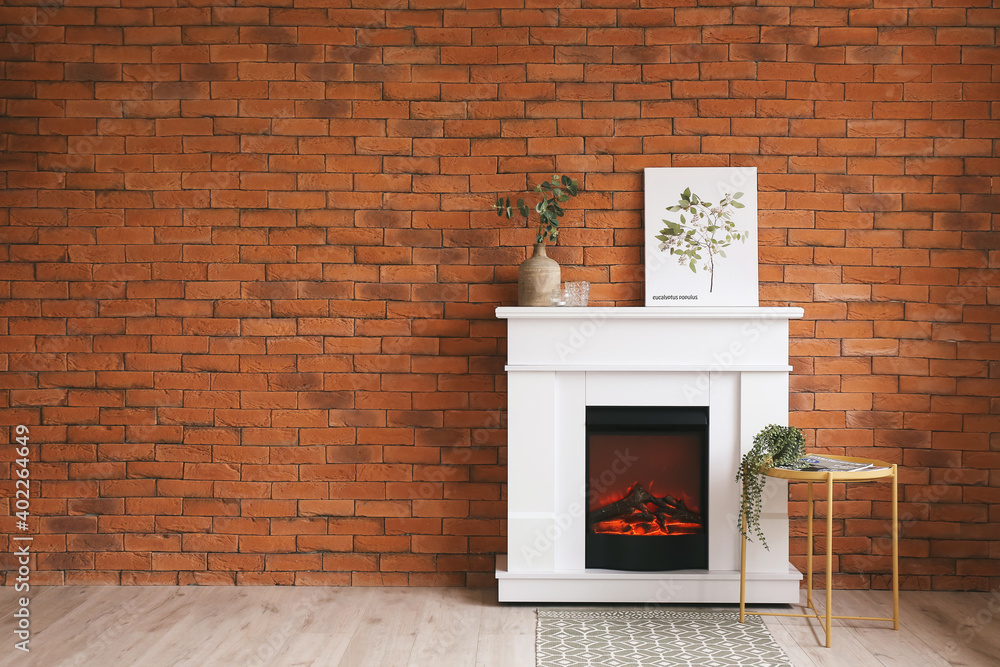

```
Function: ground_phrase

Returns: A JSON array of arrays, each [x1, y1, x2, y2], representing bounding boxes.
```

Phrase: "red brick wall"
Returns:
[[1, 2, 997, 590]]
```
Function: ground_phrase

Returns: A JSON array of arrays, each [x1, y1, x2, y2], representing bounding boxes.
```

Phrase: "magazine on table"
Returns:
[[774, 454, 889, 473]]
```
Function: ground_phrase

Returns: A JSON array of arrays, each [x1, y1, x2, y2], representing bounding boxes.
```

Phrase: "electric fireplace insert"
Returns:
[[586, 406, 709, 571]]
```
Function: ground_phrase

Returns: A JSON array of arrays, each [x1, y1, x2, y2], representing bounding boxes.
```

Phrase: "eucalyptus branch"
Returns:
[[655, 188, 747, 292], [493, 174, 580, 245]]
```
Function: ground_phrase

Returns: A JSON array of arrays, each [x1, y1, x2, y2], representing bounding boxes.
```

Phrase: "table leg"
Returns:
[[826, 471, 833, 648], [740, 505, 747, 623], [806, 481, 813, 610], [892, 463, 899, 630]]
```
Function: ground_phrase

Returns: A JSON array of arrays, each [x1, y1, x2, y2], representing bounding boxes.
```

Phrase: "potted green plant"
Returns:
[[736, 424, 806, 549], [493, 174, 580, 306]]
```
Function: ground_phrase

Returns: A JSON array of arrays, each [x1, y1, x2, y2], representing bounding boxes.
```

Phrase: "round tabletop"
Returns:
[[764, 454, 896, 481]]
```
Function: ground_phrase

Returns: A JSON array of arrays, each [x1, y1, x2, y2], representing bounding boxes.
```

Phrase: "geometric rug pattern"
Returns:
[[537, 608, 794, 667]]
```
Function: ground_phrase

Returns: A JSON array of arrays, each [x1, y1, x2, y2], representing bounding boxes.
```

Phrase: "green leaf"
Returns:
[[682, 187, 691, 199], [731, 201, 745, 208], [561, 175, 572, 187], [733, 192, 743, 199], [719, 250, 727, 258]]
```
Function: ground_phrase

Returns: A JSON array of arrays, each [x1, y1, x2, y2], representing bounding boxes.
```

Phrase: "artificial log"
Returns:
[[588, 483, 702, 534]]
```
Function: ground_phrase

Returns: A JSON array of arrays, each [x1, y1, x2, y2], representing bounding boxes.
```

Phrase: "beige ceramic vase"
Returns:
[[518, 242, 561, 306]]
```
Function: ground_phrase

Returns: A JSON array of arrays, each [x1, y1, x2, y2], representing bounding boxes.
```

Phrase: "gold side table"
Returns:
[[739, 455, 899, 648]]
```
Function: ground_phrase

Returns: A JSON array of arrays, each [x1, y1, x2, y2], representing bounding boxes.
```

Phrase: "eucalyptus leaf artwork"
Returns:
[[643, 167, 758, 307], [655, 188, 747, 293]]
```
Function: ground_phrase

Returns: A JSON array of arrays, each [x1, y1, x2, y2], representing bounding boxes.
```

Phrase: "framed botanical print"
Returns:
[[644, 167, 759, 307]]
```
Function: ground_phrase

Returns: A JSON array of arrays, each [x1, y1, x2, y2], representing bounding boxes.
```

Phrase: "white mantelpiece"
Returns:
[[496, 306, 804, 604]]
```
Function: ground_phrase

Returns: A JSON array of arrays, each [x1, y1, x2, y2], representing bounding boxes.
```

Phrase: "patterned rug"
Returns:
[[536, 608, 793, 667]]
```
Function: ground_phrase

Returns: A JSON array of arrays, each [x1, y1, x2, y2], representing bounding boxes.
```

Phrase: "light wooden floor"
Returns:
[[1, 586, 997, 666]]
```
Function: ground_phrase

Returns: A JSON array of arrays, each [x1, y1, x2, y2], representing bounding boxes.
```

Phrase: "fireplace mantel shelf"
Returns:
[[505, 363, 793, 372], [496, 306, 805, 320]]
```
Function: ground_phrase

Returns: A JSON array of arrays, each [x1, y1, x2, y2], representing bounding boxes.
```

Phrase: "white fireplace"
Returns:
[[495, 306, 805, 604]]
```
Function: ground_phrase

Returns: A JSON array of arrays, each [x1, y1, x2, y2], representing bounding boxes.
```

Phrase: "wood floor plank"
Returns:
[[291, 587, 375, 635], [758, 591, 888, 667], [25, 586, 167, 665], [336, 588, 428, 667], [476, 632, 537, 667], [900, 591, 1000, 667], [760, 619, 820, 667], [828, 589, 949, 667], [0, 584, 95, 626], [111, 588, 274, 666], [476, 590, 536, 667], [407, 588, 484, 667], [478, 598, 536, 636], [175, 588, 319, 666], [280, 632, 354, 667]]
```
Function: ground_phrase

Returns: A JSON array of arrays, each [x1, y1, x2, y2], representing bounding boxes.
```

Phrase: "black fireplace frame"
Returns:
[[585, 406, 710, 572]]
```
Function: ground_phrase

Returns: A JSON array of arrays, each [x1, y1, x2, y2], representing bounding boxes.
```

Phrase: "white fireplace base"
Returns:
[[496, 556, 801, 604], [496, 306, 805, 604]]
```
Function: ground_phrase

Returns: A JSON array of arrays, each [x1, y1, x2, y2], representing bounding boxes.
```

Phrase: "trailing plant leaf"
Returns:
[[735, 424, 806, 550]]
